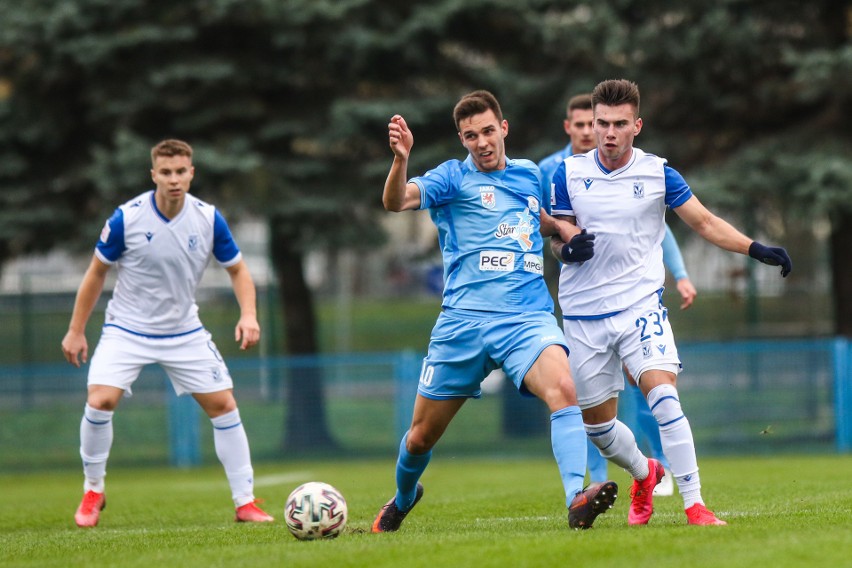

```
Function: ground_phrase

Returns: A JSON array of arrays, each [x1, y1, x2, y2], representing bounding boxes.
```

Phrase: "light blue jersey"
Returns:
[[538, 143, 573, 194], [412, 154, 553, 314]]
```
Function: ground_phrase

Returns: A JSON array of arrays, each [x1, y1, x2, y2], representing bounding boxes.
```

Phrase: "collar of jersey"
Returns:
[[150, 190, 187, 224], [593, 148, 637, 177], [463, 154, 511, 175]]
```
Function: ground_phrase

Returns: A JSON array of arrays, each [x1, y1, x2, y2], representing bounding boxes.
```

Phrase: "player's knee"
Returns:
[[538, 375, 578, 411], [405, 428, 437, 454], [87, 389, 121, 411]]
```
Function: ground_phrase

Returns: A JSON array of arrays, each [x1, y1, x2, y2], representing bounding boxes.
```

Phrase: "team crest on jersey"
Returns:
[[633, 182, 645, 199], [642, 343, 652, 359], [188, 235, 198, 251], [583, 178, 593, 189], [480, 186, 496, 209], [494, 208, 534, 251]]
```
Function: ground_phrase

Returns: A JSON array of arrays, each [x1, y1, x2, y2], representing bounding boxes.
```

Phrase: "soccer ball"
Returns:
[[284, 482, 348, 540]]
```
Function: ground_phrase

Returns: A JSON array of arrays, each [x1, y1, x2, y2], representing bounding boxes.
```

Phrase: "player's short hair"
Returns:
[[151, 139, 193, 166], [566, 94, 592, 118], [453, 90, 503, 130], [591, 79, 640, 116]]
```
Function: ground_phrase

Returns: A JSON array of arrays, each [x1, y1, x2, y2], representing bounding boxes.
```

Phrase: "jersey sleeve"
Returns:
[[661, 223, 689, 280], [550, 161, 573, 216], [213, 210, 242, 266], [664, 165, 693, 208], [534, 163, 551, 215], [411, 161, 460, 209], [94, 208, 125, 264]]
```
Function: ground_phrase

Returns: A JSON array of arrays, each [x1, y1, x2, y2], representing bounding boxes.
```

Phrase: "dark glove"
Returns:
[[561, 229, 595, 263], [748, 241, 792, 277]]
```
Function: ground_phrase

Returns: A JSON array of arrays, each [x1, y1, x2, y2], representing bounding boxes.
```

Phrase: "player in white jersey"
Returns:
[[550, 80, 791, 526], [61, 139, 273, 527], [540, 93, 696, 493], [371, 90, 618, 533]]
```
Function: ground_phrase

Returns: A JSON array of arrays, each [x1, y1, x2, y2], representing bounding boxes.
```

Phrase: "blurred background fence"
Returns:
[[2, 337, 849, 472]]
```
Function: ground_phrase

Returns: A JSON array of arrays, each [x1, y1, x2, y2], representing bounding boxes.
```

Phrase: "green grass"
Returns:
[[2, 455, 851, 567]]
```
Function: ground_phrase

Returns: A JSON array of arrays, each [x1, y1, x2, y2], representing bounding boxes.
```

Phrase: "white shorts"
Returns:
[[87, 326, 233, 397], [563, 292, 681, 409]]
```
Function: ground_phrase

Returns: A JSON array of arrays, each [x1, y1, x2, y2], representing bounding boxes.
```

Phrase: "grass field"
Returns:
[[3, 454, 850, 567]]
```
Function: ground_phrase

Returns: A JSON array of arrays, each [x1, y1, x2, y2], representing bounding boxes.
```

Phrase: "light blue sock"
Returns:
[[586, 438, 608, 483], [551, 406, 587, 506], [394, 432, 431, 511]]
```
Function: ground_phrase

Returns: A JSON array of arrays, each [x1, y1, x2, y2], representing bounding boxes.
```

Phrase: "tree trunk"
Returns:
[[831, 212, 852, 337], [269, 216, 337, 452]]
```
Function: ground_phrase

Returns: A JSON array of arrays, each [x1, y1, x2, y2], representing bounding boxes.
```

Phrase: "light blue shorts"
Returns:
[[417, 309, 568, 400]]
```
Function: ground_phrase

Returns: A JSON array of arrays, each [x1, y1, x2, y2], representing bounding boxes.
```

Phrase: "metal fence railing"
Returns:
[[1, 339, 849, 472]]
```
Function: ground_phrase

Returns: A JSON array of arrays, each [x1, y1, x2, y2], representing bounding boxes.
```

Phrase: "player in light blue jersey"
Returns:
[[550, 79, 791, 526], [61, 139, 273, 527], [540, 94, 697, 493], [371, 90, 617, 533]]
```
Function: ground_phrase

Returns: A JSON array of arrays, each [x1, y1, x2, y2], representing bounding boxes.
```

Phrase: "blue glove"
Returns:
[[561, 229, 595, 263], [748, 241, 792, 277]]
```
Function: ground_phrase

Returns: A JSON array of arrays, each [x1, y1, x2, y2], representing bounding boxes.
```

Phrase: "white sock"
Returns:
[[585, 418, 649, 480], [211, 409, 255, 507], [647, 384, 703, 507], [80, 404, 113, 493]]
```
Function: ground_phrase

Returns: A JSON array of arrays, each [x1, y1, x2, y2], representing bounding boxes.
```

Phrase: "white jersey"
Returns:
[[95, 190, 242, 336], [551, 148, 692, 318]]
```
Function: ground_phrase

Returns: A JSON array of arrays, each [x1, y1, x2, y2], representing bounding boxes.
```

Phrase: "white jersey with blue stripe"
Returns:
[[412, 154, 554, 313], [95, 190, 242, 336], [552, 148, 692, 318]]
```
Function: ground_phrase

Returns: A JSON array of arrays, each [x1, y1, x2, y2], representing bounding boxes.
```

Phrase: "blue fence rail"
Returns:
[[1, 339, 849, 471]]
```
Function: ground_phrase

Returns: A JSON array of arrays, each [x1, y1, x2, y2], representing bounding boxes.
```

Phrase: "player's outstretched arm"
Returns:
[[674, 195, 791, 277], [61, 255, 110, 367], [226, 259, 260, 351]]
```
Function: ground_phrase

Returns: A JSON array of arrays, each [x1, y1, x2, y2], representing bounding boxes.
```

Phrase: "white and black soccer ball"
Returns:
[[284, 482, 348, 540]]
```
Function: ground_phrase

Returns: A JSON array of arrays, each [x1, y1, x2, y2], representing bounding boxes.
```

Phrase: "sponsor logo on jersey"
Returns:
[[480, 186, 496, 209], [527, 196, 539, 211], [633, 181, 645, 199], [656, 344, 667, 355], [99, 222, 111, 243], [145, 232, 154, 242], [188, 235, 198, 251], [539, 335, 558, 342], [479, 251, 515, 271], [523, 254, 543, 275], [583, 178, 593, 189], [494, 208, 534, 251]]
